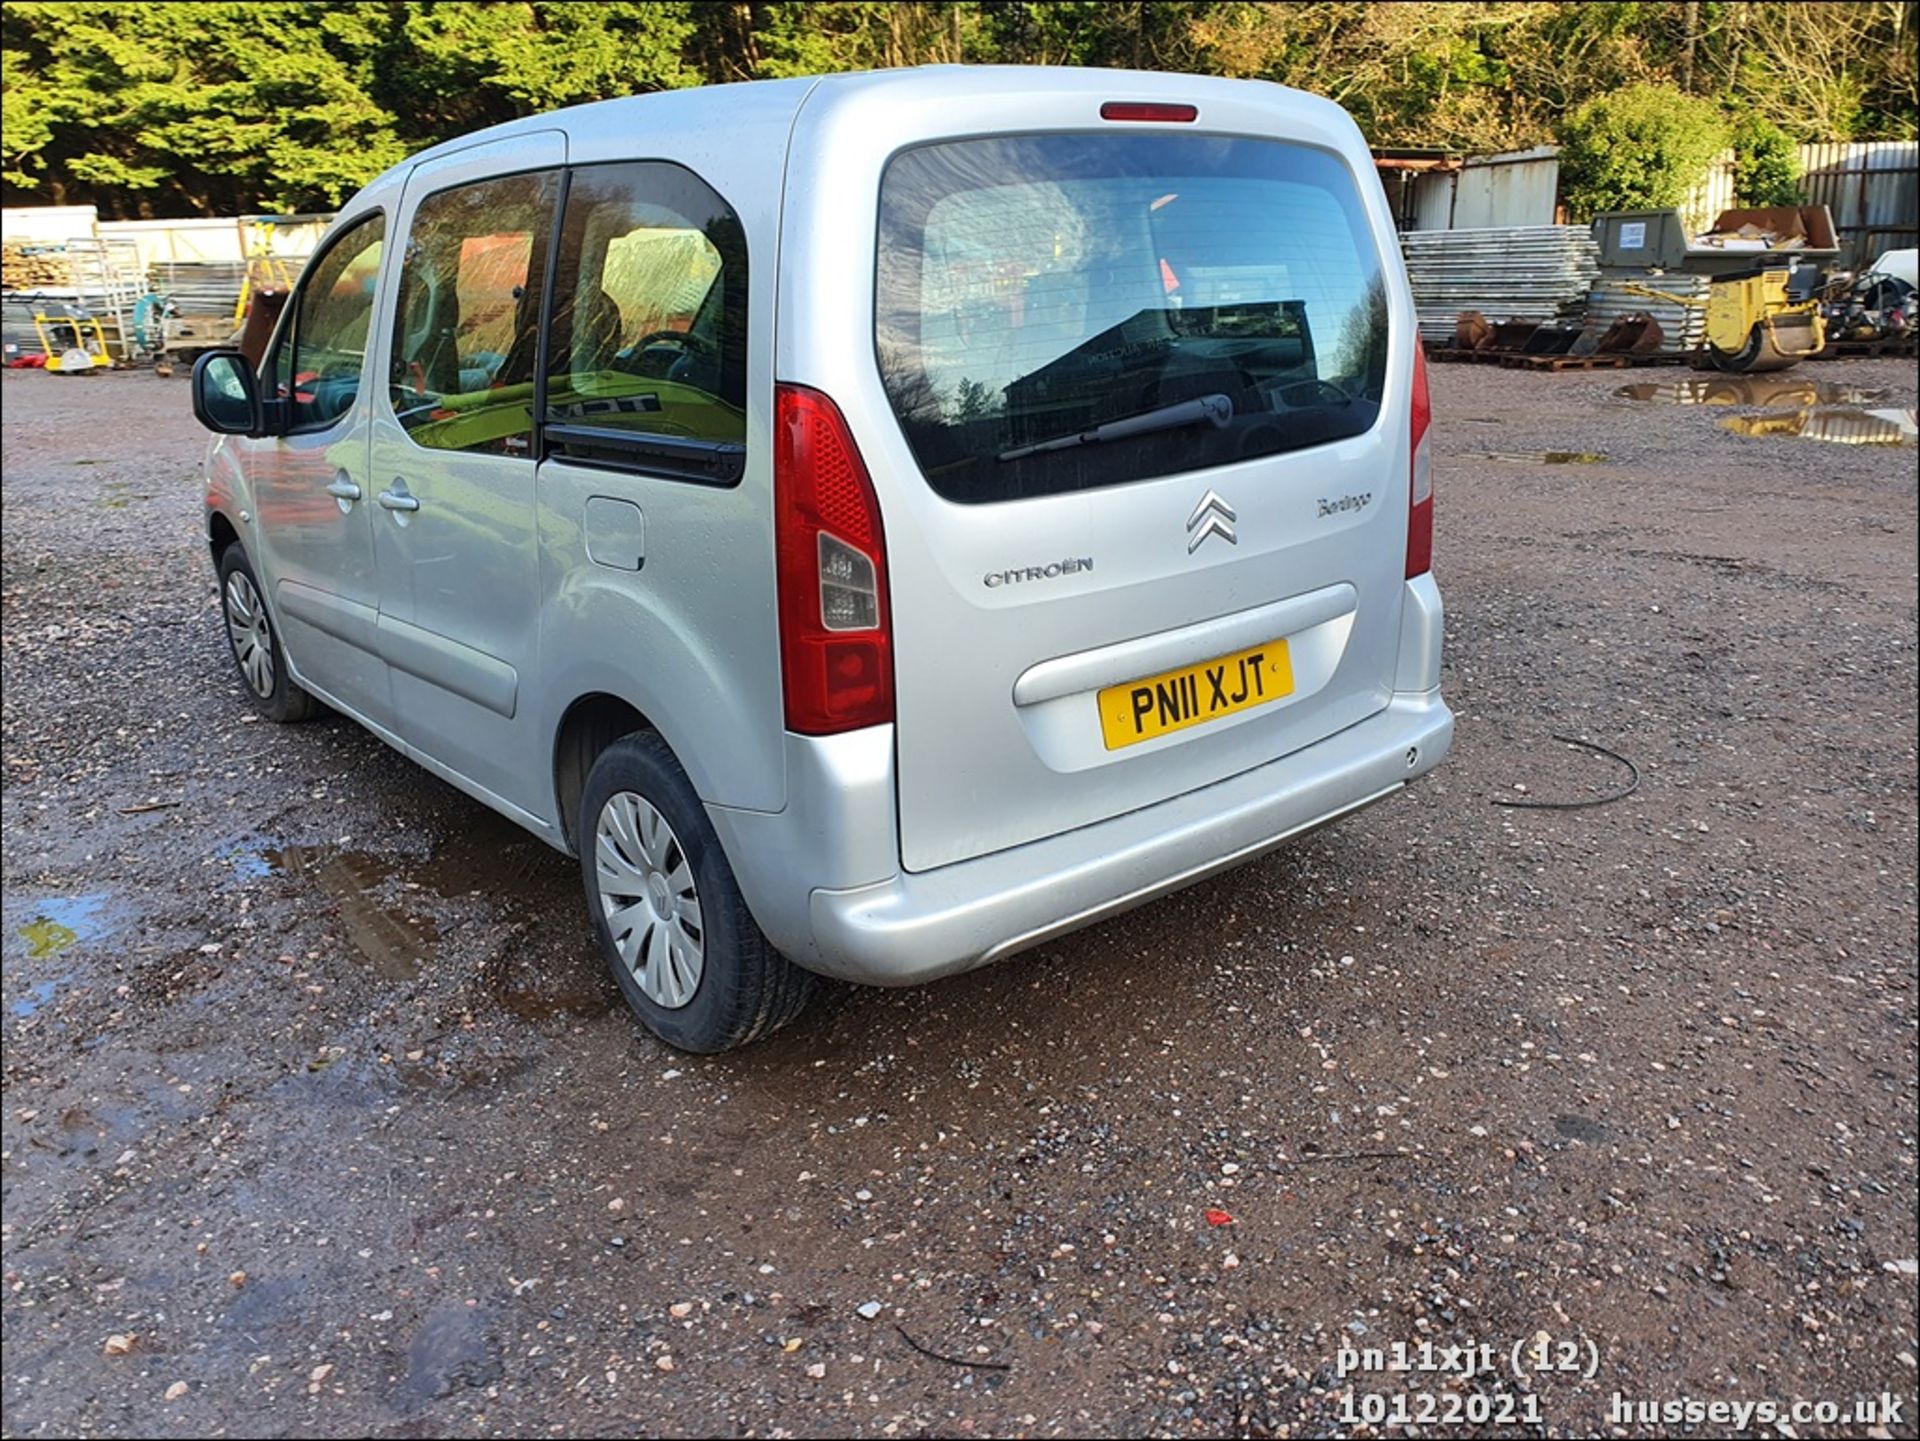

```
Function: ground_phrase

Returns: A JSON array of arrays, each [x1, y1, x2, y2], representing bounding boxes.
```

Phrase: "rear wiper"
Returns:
[[997, 393, 1233, 462]]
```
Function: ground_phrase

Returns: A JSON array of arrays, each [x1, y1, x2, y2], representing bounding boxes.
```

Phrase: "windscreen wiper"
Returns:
[[997, 393, 1233, 462]]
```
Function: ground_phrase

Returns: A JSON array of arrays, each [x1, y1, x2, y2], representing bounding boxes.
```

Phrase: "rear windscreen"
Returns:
[[876, 133, 1388, 504]]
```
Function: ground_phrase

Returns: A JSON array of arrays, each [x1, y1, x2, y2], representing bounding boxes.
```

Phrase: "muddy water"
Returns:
[[265, 846, 434, 980], [1475, 450, 1607, 464], [1615, 376, 1891, 407], [1721, 406, 1918, 445], [218, 826, 608, 1015], [11, 892, 119, 959]]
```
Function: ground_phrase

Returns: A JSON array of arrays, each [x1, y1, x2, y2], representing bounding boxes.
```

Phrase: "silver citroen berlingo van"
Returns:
[[191, 65, 1451, 1052]]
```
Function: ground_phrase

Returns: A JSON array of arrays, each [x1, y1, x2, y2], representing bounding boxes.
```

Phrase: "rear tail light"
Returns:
[[1100, 101, 1198, 123], [775, 384, 894, 734], [1406, 342, 1434, 578]]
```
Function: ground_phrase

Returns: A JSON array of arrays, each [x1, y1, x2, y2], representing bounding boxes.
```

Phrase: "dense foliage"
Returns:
[[1558, 84, 1733, 217], [1730, 114, 1806, 205], [3, 1, 1913, 216]]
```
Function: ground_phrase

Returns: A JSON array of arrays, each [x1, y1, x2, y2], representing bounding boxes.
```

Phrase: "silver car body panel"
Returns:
[[204, 66, 1452, 982]]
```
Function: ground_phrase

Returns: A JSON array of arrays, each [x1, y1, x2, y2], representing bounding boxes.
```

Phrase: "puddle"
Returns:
[[18, 920, 77, 960], [12, 893, 118, 959], [266, 846, 433, 980], [1552, 1113, 1614, 1144], [396, 1303, 501, 1409], [1616, 377, 1891, 408], [1721, 407, 1918, 446], [98, 480, 152, 511], [9, 976, 70, 1018], [223, 842, 276, 881], [1476, 450, 1607, 465], [224, 824, 570, 984]]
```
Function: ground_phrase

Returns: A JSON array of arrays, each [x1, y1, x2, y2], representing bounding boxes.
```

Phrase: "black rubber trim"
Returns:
[[543, 424, 746, 486]]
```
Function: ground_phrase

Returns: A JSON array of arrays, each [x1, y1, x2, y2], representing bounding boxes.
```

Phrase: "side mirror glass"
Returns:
[[191, 350, 262, 435]]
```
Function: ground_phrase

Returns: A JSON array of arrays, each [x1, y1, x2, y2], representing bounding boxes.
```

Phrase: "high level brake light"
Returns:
[[774, 384, 894, 734], [1100, 101, 1198, 123], [1406, 343, 1434, 578]]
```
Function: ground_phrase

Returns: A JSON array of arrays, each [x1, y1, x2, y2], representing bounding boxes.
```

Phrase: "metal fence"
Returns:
[[1393, 139, 1916, 266], [1796, 141, 1917, 267]]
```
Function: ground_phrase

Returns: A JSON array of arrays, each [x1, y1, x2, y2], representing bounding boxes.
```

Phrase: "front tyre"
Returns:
[[579, 732, 814, 1052], [217, 544, 315, 723]]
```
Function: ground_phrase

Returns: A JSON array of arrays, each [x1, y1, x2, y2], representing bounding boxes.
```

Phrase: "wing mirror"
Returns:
[[190, 349, 266, 436]]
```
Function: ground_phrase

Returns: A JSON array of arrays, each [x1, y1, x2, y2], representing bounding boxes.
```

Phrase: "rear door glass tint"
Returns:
[[876, 134, 1388, 503], [542, 161, 748, 481]]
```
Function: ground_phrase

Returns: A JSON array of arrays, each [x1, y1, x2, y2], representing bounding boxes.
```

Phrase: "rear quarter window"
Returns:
[[876, 133, 1389, 504]]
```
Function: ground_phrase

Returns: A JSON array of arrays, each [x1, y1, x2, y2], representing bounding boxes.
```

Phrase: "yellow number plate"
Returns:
[[1097, 638, 1294, 750]]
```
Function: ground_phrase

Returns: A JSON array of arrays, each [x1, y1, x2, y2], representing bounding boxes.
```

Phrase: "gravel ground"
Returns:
[[3, 359, 1916, 1438]]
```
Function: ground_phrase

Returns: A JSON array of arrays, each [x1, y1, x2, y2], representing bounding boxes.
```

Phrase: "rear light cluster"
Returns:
[[774, 384, 894, 734], [1406, 342, 1434, 578]]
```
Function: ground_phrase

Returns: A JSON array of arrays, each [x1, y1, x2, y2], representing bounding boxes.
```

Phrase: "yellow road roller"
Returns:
[[1623, 258, 1824, 372]]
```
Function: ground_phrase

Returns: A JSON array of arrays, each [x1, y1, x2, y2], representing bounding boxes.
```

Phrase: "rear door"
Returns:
[[366, 135, 564, 817], [785, 78, 1415, 872]]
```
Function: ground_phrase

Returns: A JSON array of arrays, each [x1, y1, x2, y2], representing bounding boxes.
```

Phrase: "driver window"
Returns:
[[388, 169, 559, 456], [544, 161, 747, 457], [279, 214, 384, 432]]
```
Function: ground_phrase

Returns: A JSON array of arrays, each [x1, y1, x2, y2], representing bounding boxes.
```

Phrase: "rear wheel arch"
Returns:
[[553, 693, 654, 853]]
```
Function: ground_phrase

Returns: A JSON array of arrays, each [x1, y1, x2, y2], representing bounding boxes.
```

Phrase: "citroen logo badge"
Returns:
[[1186, 489, 1238, 553]]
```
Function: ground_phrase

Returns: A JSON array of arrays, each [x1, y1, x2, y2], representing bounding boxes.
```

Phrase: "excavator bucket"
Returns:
[[1490, 319, 1541, 351], [1591, 312, 1665, 354], [1454, 310, 1494, 352]]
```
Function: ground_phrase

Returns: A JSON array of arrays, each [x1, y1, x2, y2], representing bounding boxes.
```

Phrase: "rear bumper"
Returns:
[[714, 686, 1452, 987]]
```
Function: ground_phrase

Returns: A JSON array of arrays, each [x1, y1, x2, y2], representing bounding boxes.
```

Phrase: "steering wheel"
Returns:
[[1273, 377, 1353, 407], [634, 329, 714, 355]]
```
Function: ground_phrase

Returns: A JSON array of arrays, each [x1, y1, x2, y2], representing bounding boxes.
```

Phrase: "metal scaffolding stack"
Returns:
[[1401, 225, 1603, 344], [1586, 273, 1712, 353], [147, 259, 250, 317]]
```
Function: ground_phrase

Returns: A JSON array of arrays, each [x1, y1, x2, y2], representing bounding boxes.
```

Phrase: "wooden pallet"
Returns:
[[1499, 352, 1631, 371], [1434, 346, 1690, 370], [1810, 337, 1918, 360], [1427, 347, 1508, 364]]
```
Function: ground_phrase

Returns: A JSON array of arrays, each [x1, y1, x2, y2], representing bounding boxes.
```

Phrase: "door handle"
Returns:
[[326, 478, 361, 502], [376, 488, 419, 513]]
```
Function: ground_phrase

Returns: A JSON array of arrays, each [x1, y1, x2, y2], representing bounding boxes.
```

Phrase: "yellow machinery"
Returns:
[[234, 216, 301, 323], [1622, 260, 1824, 373], [33, 309, 112, 373]]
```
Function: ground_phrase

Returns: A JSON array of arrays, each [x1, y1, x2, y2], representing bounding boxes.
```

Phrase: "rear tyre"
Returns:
[[216, 544, 315, 723], [578, 732, 815, 1053]]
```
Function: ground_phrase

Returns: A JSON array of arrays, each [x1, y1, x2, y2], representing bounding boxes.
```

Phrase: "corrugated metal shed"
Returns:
[[1405, 146, 1562, 231]]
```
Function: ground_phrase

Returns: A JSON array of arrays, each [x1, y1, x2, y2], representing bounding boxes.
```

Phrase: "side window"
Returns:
[[388, 170, 559, 456], [279, 214, 385, 432], [544, 162, 748, 484]]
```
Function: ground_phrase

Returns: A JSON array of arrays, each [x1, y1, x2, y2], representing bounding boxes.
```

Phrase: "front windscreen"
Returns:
[[876, 132, 1389, 504]]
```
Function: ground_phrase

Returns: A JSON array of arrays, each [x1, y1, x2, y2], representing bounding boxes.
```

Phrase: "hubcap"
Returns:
[[224, 571, 275, 698], [593, 791, 704, 1010]]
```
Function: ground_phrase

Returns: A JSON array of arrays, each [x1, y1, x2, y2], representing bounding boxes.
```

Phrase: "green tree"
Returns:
[[1, 1, 406, 214], [386, 2, 696, 138], [1557, 82, 1731, 218], [4, 1, 1915, 217], [1730, 114, 1803, 204]]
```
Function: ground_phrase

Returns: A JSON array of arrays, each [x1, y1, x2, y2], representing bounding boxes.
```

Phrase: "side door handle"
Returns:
[[326, 476, 362, 510], [376, 485, 420, 513]]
